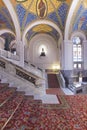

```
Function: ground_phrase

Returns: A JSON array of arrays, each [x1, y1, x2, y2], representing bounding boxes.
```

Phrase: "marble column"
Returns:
[[83, 40, 87, 70], [16, 41, 24, 67], [63, 40, 73, 70]]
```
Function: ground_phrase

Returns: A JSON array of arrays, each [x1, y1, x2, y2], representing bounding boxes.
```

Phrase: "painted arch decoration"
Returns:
[[72, 0, 87, 35], [0, 1, 15, 31], [11, 0, 71, 33], [26, 24, 59, 42]]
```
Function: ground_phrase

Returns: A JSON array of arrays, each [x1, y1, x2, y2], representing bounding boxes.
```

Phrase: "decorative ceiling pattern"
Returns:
[[0, 0, 72, 42], [12, 0, 71, 32], [73, 0, 87, 35], [0, 1, 15, 31], [17, 0, 62, 14], [1, 0, 87, 43]]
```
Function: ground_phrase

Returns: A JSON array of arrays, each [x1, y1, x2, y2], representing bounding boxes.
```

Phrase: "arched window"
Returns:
[[72, 36, 83, 69]]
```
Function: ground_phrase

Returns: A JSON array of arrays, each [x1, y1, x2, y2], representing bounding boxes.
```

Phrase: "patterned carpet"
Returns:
[[0, 83, 87, 130]]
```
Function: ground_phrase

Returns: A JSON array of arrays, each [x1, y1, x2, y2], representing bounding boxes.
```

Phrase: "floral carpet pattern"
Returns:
[[0, 84, 87, 130], [0, 87, 16, 106]]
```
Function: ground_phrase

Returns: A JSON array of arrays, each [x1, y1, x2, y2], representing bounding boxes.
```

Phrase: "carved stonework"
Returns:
[[0, 60, 5, 68], [16, 69, 36, 84]]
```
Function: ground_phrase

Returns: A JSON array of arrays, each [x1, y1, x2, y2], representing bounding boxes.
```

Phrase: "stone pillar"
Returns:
[[63, 40, 73, 70], [24, 44, 29, 62], [16, 41, 24, 67], [83, 40, 87, 70], [61, 40, 64, 69], [16, 41, 20, 56]]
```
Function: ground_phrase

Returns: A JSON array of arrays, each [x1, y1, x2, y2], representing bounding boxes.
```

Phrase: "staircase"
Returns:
[[47, 74, 60, 88], [0, 56, 47, 99], [0, 82, 42, 130]]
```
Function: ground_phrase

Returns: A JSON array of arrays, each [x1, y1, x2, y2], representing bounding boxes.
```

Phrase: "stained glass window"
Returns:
[[72, 37, 83, 69]]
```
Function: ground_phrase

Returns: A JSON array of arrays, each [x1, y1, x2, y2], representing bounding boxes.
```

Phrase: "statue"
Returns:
[[40, 48, 46, 56]]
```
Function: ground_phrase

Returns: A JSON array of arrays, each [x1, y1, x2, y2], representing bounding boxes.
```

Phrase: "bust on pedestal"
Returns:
[[40, 48, 46, 57]]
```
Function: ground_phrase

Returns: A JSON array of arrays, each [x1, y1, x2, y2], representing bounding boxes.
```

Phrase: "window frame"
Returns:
[[72, 36, 83, 70]]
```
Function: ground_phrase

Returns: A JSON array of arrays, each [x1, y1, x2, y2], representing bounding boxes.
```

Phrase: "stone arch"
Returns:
[[64, 0, 80, 40], [0, 37, 5, 49], [2, 0, 21, 42], [22, 20, 63, 46], [0, 29, 15, 37], [70, 31, 86, 41]]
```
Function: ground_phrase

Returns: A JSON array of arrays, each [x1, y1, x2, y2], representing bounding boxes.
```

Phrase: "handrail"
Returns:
[[0, 56, 45, 86], [57, 72, 66, 88], [0, 49, 19, 61]]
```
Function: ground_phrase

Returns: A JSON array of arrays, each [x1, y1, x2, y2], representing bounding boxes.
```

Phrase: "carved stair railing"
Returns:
[[0, 57, 46, 87]]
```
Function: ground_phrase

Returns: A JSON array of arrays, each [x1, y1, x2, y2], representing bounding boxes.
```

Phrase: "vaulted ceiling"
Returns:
[[0, 0, 87, 43]]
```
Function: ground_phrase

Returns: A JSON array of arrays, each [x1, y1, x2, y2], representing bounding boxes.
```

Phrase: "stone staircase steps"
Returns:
[[3, 96, 42, 130], [0, 82, 43, 130], [0, 87, 17, 106], [47, 74, 60, 88]]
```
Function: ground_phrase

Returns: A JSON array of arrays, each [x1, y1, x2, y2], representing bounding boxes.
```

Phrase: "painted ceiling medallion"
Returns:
[[36, 0, 47, 19], [16, 0, 28, 2]]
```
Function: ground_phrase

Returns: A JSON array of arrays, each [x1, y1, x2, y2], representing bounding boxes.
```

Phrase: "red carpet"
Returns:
[[0, 83, 87, 129], [47, 74, 60, 88], [46, 88, 65, 95]]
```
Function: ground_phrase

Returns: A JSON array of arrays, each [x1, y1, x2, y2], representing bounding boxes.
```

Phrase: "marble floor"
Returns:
[[61, 88, 74, 95], [16, 85, 74, 104], [38, 88, 74, 104], [32, 87, 74, 104]]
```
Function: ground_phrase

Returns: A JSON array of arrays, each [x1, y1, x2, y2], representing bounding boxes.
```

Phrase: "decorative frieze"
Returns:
[[16, 69, 36, 84]]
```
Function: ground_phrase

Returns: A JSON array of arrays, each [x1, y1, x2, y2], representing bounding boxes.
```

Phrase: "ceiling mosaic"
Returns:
[[1, 0, 87, 42], [11, 0, 71, 32], [0, 0, 72, 42], [15, 0, 71, 14]]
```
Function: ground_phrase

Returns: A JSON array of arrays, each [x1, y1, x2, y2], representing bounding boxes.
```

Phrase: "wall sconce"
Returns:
[[40, 48, 46, 57]]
